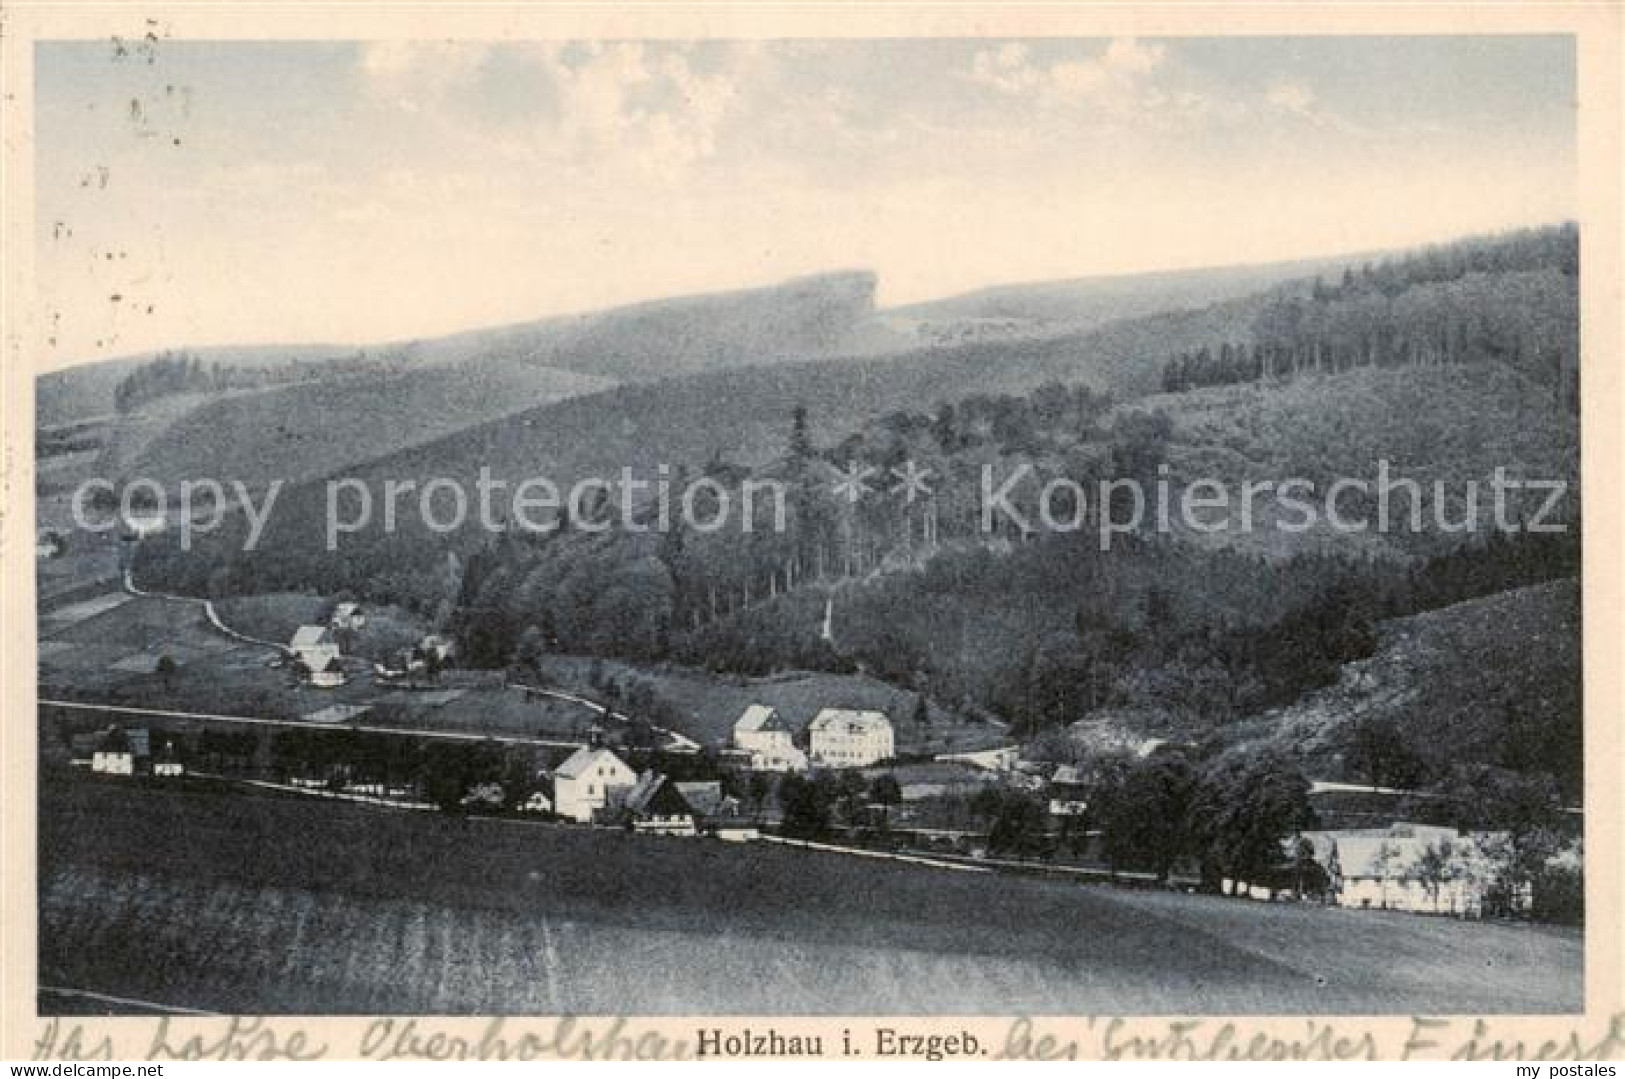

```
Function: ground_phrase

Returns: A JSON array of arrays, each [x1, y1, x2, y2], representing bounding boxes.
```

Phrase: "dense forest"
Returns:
[[1161, 224, 1579, 408]]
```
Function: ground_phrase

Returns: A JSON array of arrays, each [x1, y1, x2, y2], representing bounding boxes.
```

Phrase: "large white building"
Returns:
[[1298, 823, 1520, 917], [732, 704, 808, 772], [552, 746, 637, 823], [808, 708, 894, 768]]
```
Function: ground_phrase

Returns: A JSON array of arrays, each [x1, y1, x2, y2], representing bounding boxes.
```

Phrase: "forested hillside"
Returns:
[[1160, 224, 1578, 404], [129, 226, 1581, 795]]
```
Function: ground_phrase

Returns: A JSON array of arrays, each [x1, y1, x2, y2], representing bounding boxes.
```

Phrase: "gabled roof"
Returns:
[[674, 781, 730, 817], [734, 704, 786, 735], [808, 708, 891, 733], [332, 602, 361, 617], [291, 625, 333, 648], [96, 726, 149, 756], [554, 746, 629, 780], [1051, 764, 1084, 786], [625, 772, 694, 818]]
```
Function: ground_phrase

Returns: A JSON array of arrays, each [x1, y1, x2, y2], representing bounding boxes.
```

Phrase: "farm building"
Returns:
[[732, 704, 808, 772], [872, 761, 994, 802], [330, 603, 366, 632], [91, 726, 149, 776], [808, 708, 894, 768], [674, 781, 740, 822], [552, 747, 637, 823], [290, 626, 341, 675], [621, 773, 699, 836], [152, 739, 184, 778], [1296, 823, 1520, 917], [1046, 764, 1090, 818], [934, 744, 1020, 772]]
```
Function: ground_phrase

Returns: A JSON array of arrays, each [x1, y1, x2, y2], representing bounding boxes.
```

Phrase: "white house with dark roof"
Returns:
[[732, 704, 808, 772], [552, 746, 637, 823], [808, 708, 894, 768], [622, 772, 700, 836], [291, 625, 340, 671], [92, 726, 150, 776]]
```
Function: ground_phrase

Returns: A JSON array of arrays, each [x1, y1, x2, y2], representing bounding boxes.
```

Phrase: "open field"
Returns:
[[39, 777, 1580, 1015], [38, 589, 603, 740]]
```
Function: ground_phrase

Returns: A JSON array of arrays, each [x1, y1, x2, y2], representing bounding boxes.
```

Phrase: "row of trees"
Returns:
[[113, 347, 417, 414], [778, 746, 1324, 897], [113, 352, 216, 412], [1159, 224, 1579, 400]]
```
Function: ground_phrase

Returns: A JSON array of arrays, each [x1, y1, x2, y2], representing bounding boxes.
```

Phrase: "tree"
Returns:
[[1188, 751, 1315, 894], [511, 624, 546, 676], [1412, 838, 1460, 914], [789, 404, 813, 462], [1417, 764, 1567, 914], [155, 654, 177, 692], [911, 693, 930, 730], [779, 774, 835, 839], [868, 774, 902, 807], [1346, 715, 1426, 790], [1096, 750, 1196, 881], [986, 790, 1048, 859], [1369, 840, 1400, 909]]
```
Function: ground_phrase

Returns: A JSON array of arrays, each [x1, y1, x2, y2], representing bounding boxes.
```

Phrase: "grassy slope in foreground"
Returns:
[[40, 777, 1579, 1015]]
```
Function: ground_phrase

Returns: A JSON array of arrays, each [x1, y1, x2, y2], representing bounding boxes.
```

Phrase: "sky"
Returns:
[[35, 35, 1576, 368]]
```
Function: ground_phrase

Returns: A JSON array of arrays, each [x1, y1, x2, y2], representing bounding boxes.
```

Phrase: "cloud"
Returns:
[[359, 41, 493, 113], [355, 41, 742, 180], [549, 43, 738, 176], [970, 38, 1167, 105], [1262, 78, 1374, 137]]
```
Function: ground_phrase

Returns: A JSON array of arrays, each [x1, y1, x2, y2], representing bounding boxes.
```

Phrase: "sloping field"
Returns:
[[120, 364, 609, 490], [39, 779, 1579, 1015]]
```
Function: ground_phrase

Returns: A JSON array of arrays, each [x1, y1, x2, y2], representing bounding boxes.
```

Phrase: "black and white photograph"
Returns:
[[10, 10, 1612, 1046]]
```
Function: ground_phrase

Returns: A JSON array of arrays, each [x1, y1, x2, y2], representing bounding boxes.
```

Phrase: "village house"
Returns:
[[329, 602, 366, 632], [731, 704, 808, 773], [872, 761, 994, 802], [674, 780, 740, 822], [552, 746, 637, 823], [621, 772, 700, 836], [1296, 822, 1519, 916], [91, 726, 149, 776], [290, 625, 342, 684], [152, 738, 184, 778], [1046, 764, 1090, 818], [807, 708, 895, 768]]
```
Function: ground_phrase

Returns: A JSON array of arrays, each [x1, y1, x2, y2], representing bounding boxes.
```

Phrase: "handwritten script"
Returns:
[[29, 1013, 1625, 1062]]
